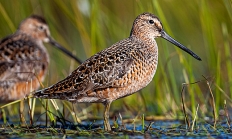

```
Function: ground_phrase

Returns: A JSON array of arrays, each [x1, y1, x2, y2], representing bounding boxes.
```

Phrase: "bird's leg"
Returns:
[[103, 101, 112, 131]]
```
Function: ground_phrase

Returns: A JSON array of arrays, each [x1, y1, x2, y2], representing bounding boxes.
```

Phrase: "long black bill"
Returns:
[[49, 37, 82, 64], [160, 30, 201, 61]]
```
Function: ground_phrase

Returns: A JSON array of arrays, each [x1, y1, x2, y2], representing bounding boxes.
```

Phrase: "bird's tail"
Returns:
[[32, 87, 51, 99]]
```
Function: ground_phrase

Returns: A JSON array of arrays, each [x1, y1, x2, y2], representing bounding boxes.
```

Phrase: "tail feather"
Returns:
[[33, 88, 47, 98], [33, 75, 76, 100], [33, 85, 70, 100]]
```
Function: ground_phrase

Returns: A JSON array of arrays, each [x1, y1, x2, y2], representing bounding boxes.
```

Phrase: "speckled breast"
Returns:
[[108, 44, 158, 100]]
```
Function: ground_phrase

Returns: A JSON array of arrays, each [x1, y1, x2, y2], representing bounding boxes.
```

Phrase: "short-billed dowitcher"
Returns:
[[33, 13, 201, 131], [0, 15, 81, 101]]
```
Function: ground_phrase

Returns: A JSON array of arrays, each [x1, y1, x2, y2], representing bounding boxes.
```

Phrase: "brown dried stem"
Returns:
[[181, 83, 190, 129], [202, 75, 217, 128], [224, 100, 231, 129]]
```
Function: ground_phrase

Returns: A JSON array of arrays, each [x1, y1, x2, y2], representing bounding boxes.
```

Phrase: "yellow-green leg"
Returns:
[[103, 101, 112, 131]]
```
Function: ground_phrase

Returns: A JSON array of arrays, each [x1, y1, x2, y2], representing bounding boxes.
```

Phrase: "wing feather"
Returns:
[[36, 38, 135, 97]]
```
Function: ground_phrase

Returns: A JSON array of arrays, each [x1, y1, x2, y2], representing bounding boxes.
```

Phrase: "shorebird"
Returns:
[[33, 13, 201, 131], [0, 15, 81, 101]]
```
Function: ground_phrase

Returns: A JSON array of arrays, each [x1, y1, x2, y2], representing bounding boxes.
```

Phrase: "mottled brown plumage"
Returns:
[[33, 13, 201, 131], [0, 15, 81, 101]]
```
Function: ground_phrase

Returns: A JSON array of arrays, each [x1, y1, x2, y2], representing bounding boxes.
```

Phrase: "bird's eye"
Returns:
[[149, 20, 154, 24], [38, 26, 44, 31]]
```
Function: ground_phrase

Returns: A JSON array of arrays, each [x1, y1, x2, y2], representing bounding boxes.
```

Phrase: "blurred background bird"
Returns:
[[0, 15, 81, 101]]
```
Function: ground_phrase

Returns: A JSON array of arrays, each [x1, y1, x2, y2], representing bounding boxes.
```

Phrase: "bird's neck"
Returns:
[[130, 33, 157, 48], [130, 35, 158, 62], [130, 30, 157, 45]]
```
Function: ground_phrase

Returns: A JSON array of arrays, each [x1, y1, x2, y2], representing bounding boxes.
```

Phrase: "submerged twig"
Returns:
[[181, 83, 190, 129], [27, 97, 33, 126], [20, 100, 25, 126], [72, 103, 81, 124], [191, 104, 199, 132], [203, 75, 217, 128], [180, 80, 202, 129], [224, 100, 231, 129], [145, 122, 154, 131], [31, 98, 36, 124], [119, 112, 126, 130], [132, 118, 136, 132]]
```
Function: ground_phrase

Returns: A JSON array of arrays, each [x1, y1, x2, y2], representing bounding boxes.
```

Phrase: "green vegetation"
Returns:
[[0, 0, 231, 137]]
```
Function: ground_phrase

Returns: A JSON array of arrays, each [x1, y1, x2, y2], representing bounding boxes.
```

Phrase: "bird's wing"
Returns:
[[35, 39, 134, 96]]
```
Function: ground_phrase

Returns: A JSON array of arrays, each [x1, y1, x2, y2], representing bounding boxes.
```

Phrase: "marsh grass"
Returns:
[[0, 0, 232, 137]]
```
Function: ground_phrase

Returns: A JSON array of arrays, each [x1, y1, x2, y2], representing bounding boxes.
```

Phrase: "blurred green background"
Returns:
[[0, 0, 231, 122]]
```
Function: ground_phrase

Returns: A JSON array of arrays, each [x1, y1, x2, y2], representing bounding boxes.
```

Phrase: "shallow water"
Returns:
[[0, 120, 232, 138], [0, 120, 232, 139]]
